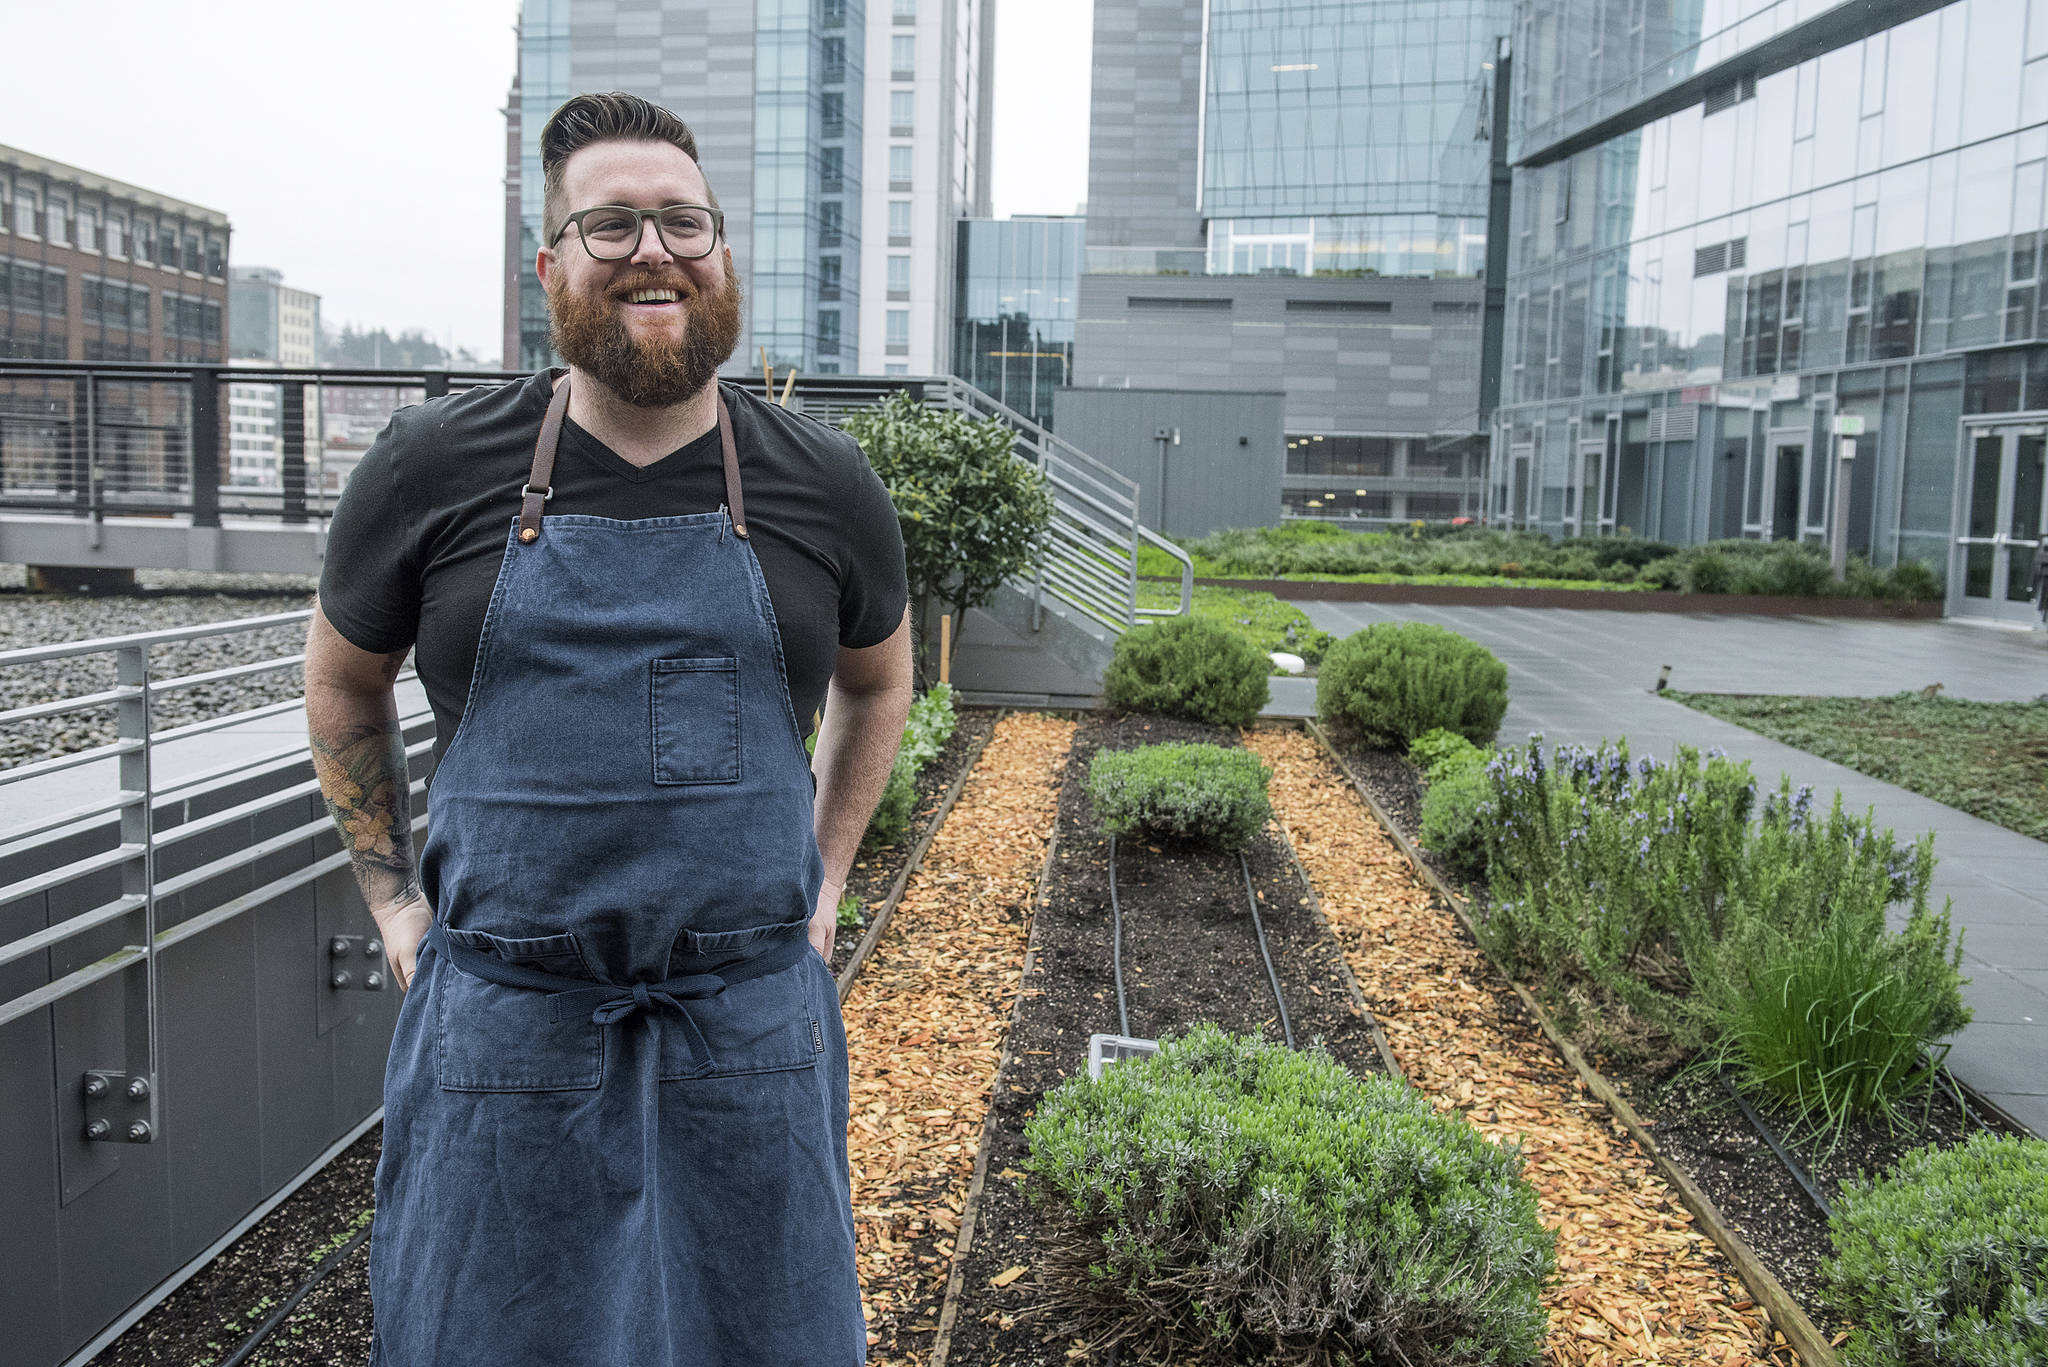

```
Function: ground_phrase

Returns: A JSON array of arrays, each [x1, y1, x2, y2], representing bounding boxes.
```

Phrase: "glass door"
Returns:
[[1955, 427, 2048, 624], [1744, 430, 1809, 542]]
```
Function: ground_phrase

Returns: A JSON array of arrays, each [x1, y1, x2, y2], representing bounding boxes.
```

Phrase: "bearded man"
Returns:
[[301, 91, 910, 1365]]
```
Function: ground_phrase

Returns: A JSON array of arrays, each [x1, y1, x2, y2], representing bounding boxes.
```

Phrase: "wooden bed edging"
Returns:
[[1149, 573, 1943, 618], [1304, 720, 1844, 1367], [836, 711, 1006, 1004], [927, 821, 1065, 1367]]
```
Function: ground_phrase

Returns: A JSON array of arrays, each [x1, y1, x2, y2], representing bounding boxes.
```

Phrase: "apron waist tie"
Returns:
[[421, 921, 812, 1069]]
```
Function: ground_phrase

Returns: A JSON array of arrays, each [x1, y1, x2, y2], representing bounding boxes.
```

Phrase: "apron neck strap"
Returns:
[[517, 375, 749, 544]]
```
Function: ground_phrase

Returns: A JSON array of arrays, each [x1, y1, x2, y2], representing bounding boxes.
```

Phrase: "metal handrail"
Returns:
[[1136, 526, 1195, 618]]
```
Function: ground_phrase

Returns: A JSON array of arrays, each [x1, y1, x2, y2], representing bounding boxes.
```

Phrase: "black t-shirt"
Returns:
[[318, 370, 907, 765]]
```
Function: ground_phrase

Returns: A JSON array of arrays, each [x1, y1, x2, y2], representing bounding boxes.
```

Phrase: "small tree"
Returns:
[[842, 392, 1054, 684]]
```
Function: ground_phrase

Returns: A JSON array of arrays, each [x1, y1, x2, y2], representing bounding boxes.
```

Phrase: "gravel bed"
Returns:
[[0, 567, 322, 770]]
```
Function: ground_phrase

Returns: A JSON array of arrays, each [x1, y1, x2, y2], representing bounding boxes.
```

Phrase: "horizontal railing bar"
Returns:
[[1043, 466, 1138, 519], [0, 738, 144, 787], [1038, 569, 1131, 624], [0, 609, 313, 666], [0, 842, 145, 914], [151, 653, 306, 696], [0, 811, 429, 1028], [150, 694, 314, 746], [1042, 457, 1140, 511], [0, 790, 145, 852], [0, 894, 146, 971], [155, 743, 431, 853], [155, 813, 341, 900], [1040, 548, 1129, 600], [0, 685, 141, 726], [1048, 504, 1138, 557], [1040, 557, 1130, 603]]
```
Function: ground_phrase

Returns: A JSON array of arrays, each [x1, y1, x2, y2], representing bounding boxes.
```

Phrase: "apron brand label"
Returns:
[[811, 1019, 825, 1054]]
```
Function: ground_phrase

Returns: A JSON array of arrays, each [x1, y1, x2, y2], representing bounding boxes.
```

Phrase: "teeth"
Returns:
[[628, 289, 680, 304]]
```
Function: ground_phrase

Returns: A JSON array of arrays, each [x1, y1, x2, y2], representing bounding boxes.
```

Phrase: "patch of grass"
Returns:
[[1135, 581, 1335, 668], [1668, 691, 2048, 842]]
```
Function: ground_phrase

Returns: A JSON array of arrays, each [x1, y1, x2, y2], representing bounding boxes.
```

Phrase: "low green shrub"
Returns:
[[1822, 1133, 2048, 1367], [1684, 548, 1736, 594], [1024, 1026, 1555, 1367], [1086, 743, 1273, 850], [1420, 760, 1494, 880], [1317, 623, 1509, 748], [1409, 727, 1484, 780], [863, 684, 958, 846], [1104, 615, 1271, 728]]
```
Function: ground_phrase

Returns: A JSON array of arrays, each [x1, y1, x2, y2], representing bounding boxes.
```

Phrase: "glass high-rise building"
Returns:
[[1497, 0, 2048, 624], [952, 215, 1083, 426], [1074, 0, 1510, 526], [503, 0, 991, 380]]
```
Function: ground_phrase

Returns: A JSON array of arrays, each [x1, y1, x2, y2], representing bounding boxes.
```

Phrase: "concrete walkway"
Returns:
[[1271, 607, 2048, 1137]]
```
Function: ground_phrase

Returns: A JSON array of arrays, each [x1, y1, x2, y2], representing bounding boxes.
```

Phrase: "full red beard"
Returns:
[[545, 256, 745, 408]]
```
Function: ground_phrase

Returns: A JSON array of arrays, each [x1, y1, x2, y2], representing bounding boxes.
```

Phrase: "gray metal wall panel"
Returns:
[[0, 1009, 63, 1367], [1073, 274, 1487, 438], [1084, 0, 1205, 250], [162, 913, 265, 1258], [1052, 387, 1285, 536], [255, 881, 340, 1194]]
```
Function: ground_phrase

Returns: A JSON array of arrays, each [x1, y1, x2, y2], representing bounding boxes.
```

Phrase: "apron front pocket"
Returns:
[[658, 960, 824, 1081], [436, 929, 605, 1092], [651, 656, 743, 784]]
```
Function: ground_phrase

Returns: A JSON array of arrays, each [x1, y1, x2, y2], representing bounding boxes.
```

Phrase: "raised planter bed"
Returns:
[[930, 712, 1403, 1367], [1149, 574, 1944, 618], [1316, 725, 2020, 1361]]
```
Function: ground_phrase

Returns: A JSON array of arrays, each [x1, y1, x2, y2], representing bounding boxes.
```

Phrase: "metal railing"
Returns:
[[0, 612, 431, 1102], [0, 361, 1188, 638]]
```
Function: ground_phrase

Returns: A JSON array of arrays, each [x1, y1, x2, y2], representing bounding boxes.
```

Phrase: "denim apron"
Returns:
[[367, 377, 865, 1365]]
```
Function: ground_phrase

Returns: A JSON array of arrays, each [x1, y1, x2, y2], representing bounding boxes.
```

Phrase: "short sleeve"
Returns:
[[837, 444, 908, 649], [317, 418, 422, 654]]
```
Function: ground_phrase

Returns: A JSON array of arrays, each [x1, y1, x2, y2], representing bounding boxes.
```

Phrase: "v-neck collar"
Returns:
[[557, 411, 725, 485]]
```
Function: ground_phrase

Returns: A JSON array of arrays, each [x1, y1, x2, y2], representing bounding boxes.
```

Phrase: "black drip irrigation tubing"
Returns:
[[1717, 1075, 1835, 1220], [216, 1219, 373, 1367], [1240, 851, 1295, 1050], [1103, 834, 1294, 1050], [1106, 832, 1132, 1038]]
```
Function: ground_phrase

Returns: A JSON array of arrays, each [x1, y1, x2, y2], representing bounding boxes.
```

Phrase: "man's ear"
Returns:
[[536, 246, 554, 288]]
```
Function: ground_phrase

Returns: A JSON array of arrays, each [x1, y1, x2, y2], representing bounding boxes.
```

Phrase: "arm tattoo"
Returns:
[[311, 716, 419, 910]]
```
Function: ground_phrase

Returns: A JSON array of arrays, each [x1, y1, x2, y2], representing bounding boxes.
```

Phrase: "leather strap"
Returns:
[[516, 375, 748, 543], [715, 391, 747, 539], [517, 373, 571, 544]]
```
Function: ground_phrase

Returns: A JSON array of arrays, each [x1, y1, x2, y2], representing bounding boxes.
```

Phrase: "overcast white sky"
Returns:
[[0, 0, 1090, 365]]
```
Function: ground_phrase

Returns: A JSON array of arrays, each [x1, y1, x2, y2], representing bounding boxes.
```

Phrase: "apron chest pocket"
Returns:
[[436, 930, 604, 1092], [651, 656, 742, 784]]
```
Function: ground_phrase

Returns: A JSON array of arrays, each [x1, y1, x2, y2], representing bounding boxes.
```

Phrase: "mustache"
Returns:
[[605, 270, 697, 299]]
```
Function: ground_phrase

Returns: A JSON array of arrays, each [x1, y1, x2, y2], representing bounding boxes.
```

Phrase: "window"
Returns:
[[888, 199, 911, 242], [77, 208, 98, 253], [890, 90, 914, 133], [134, 223, 152, 264], [886, 308, 909, 348], [888, 145, 913, 188], [107, 214, 125, 258], [16, 188, 38, 237], [821, 0, 845, 26], [821, 36, 845, 79], [818, 309, 840, 353], [820, 200, 843, 246], [128, 283, 149, 330], [43, 268, 66, 317], [892, 34, 915, 76], [821, 91, 844, 136], [887, 254, 910, 294], [893, 0, 915, 19], [819, 254, 841, 298], [820, 145, 844, 192], [48, 198, 69, 244]]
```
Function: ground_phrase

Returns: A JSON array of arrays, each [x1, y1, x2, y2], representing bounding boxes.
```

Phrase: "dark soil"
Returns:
[[96, 1126, 378, 1367], [97, 707, 1001, 1367], [943, 712, 1389, 1367], [1330, 731, 2011, 1340], [830, 706, 1001, 977]]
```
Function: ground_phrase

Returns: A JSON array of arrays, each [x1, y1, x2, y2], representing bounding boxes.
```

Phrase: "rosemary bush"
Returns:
[[1105, 615, 1272, 728], [1087, 743, 1273, 851], [1024, 1026, 1555, 1367], [1823, 1133, 2048, 1367]]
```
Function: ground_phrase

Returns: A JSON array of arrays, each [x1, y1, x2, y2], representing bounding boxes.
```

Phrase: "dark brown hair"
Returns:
[[539, 92, 714, 243]]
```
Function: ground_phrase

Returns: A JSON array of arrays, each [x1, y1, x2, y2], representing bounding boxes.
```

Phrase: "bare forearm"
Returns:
[[306, 678, 418, 915], [810, 677, 913, 891]]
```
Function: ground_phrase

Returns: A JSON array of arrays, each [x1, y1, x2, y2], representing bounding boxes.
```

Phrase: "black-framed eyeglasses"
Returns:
[[550, 204, 724, 260]]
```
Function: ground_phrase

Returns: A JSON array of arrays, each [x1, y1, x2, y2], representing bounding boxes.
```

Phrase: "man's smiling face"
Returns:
[[538, 138, 744, 408]]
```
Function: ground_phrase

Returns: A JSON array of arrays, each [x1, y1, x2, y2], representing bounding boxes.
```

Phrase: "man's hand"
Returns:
[[376, 892, 435, 992], [809, 877, 845, 963]]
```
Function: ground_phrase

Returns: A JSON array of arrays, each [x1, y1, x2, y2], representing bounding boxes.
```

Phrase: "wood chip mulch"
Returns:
[[843, 711, 1076, 1366], [1246, 728, 1801, 1367]]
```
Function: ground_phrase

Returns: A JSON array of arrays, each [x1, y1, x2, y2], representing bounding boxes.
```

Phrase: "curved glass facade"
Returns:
[[1495, 0, 2048, 610], [952, 216, 1082, 425]]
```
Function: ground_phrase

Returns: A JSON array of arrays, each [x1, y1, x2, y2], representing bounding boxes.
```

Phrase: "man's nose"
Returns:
[[628, 216, 676, 266]]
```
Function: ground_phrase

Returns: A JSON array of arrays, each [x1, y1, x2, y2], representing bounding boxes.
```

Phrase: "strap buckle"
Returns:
[[521, 484, 554, 501]]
